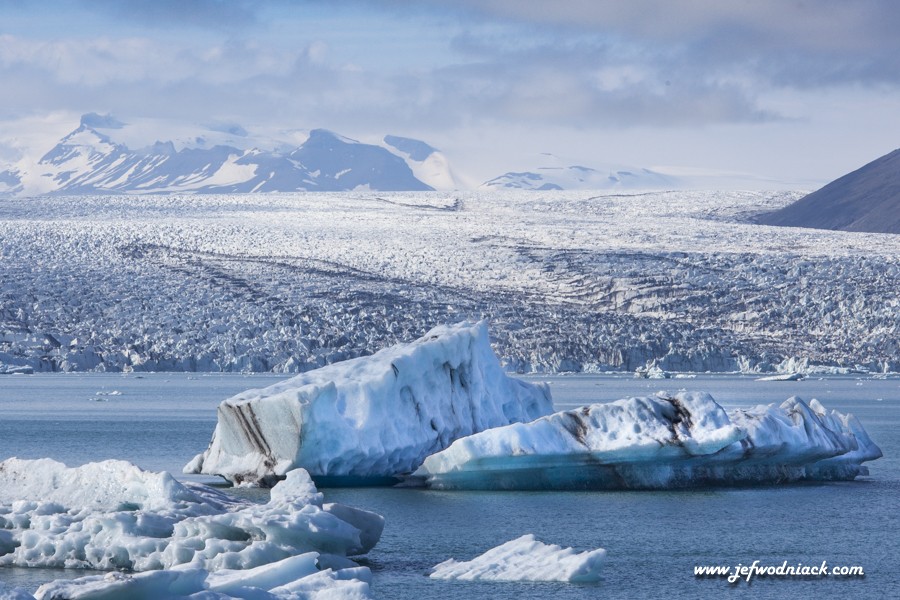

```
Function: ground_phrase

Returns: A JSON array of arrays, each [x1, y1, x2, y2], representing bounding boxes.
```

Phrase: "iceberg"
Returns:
[[186, 322, 553, 486], [0, 459, 382, 575], [430, 534, 605, 583], [412, 392, 882, 490]]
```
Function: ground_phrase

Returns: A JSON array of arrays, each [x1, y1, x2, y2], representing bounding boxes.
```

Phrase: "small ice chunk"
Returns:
[[430, 534, 605, 583], [756, 373, 804, 381]]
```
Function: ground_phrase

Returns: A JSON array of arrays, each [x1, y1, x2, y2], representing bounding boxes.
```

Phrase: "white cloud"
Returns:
[[0, 0, 897, 185]]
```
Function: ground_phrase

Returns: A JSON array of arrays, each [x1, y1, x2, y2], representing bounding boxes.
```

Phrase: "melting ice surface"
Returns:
[[0, 459, 381, 599], [186, 322, 553, 486], [413, 391, 883, 490], [430, 534, 606, 583]]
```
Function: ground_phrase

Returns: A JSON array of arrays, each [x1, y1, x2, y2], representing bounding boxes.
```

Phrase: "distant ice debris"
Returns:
[[635, 364, 670, 379], [756, 373, 805, 381], [430, 534, 605, 583], [0, 459, 382, 577], [186, 322, 553, 486], [413, 392, 882, 490]]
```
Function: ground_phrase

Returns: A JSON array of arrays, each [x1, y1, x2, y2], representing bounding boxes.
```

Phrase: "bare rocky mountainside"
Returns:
[[759, 148, 900, 234]]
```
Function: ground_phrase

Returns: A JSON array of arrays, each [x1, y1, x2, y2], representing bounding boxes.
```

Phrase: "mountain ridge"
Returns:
[[481, 164, 680, 191], [0, 113, 809, 196], [0, 115, 449, 196]]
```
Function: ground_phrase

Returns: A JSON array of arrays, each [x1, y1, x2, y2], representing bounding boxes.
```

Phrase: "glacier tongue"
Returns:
[[412, 392, 882, 490], [185, 321, 553, 486]]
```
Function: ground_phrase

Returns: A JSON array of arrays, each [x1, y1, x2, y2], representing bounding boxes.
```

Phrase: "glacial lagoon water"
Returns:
[[1, 372, 899, 599]]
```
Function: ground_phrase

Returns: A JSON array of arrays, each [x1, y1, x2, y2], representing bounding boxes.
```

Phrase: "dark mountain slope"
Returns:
[[759, 148, 900, 233]]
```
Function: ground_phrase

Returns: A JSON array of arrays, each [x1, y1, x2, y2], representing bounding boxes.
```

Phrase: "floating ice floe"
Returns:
[[32, 553, 373, 600], [0, 582, 35, 600], [634, 364, 670, 379], [0, 458, 382, 595], [185, 322, 553, 486], [0, 364, 33, 375], [430, 534, 605, 583], [756, 372, 804, 381], [412, 392, 882, 490]]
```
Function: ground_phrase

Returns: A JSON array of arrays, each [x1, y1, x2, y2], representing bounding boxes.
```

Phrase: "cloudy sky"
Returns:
[[2, 0, 899, 186]]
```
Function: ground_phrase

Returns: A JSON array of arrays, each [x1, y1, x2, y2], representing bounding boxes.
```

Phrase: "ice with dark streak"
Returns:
[[412, 392, 882, 490], [185, 321, 553, 486]]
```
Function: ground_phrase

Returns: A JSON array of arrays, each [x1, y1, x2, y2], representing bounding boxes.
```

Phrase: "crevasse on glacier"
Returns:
[[4, 191, 900, 376]]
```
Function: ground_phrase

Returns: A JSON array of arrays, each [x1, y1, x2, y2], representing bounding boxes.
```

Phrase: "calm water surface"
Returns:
[[1, 372, 898, 599]]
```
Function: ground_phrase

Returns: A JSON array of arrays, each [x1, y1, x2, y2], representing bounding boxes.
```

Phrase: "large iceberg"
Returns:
[[0, 459, 382, 584], [430, 534, 606, 583], [412, 392, 882, 490], [185, 322, 553, 486]]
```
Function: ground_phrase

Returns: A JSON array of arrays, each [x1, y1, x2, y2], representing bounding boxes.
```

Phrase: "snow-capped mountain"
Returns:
[[0, 114, 454, 196], [383, 135, 460, 191], [481, 162, 679, 191]]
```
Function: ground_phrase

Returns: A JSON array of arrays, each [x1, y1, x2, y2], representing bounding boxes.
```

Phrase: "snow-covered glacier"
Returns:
[[412, 392, 882, 490], [0, 459, 382, 578], [2, 190, 900, 375], [186, 322, 553, 486], [430, 534, 606, 583]]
